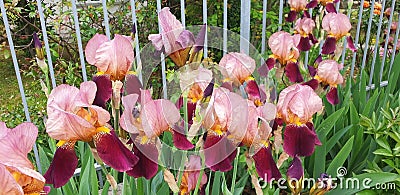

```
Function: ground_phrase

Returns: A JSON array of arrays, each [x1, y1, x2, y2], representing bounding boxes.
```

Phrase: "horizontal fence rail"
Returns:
[[0, 0, 399, 184]]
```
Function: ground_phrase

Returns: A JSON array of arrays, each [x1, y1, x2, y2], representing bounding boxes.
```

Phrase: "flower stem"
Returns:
[[230, 148, 240, 193], [137, 178, 144, 195], [193, 152, 205, 195]]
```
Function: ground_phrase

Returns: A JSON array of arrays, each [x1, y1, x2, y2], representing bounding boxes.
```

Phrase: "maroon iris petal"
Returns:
[[286, 10, 298, 22], [266, 58, 276, 70], [258, 63, 269, 77], [252, 146, 282, 182], [94, 131, 139, 172], [221, 81, 233, 92], [204, 134, 236, 172], [302, 79, 319, 90], [309, 34, 318, 44], [44, 142, 78, 188], [306, 0, 318, 8], [127, 140, 159, 179], [175, 96, 184, 109], [272, 118, 284, 131], [308, 65, 317, 77], [92, 74, 112, 108], [346, 36, 357, 52], [171, 125, 194, 150], [321, 37, 337, 55], [287, 156, 303, 180], [283, 124, 318, 157], [314, 55, 323, 65], [303, 11, 310, 18], [297, 36, 312, 51], [326, 2, 337, 13], [125, 74, 143, 99], [245, 80, 261, 102], [305, 122, 322, 146], [203, 78, 215, 99], [326, 87, 340, 105], [285, 62, 304, 83]]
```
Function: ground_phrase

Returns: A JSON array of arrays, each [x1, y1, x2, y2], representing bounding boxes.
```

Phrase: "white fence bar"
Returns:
[[278, 0, 284, 31], [368, 0, 387, 87], [360, 0, 376, 74], [156, 0, 168, 99], [203, 0, 208, 58], [223, 0, 228, 55], [379, 0, 396, 82], [180, 0, 185, 28], [389, 15, 400, 74], [36, 0, 57, 89], [305, 8, 313, 68], [71, 0, 88, 82], [130, 0, 143, 82], [240, 0, 251, 54], [0, 0, 42, 173], [102, 0, 111, 39], [350, 0, 365, 78], [260, 0, 267, 65]]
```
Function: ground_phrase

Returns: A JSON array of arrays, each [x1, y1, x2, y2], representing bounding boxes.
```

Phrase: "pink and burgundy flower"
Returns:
[[287, 0, 308, 22], [264, 31, 303, 83], [315, 60, 344, 105], [85, 34, 135, 81], [277, 84, 322, 157], [218, 52, 256, 86], [321, 12, 356, 55], [120, 89, 194, 179], [0, 122, 48, 194], [148, 7, 195, 67], [179, 155, 208, 194], [307, 0, 339, 13], [287, 157, 304, 194], [44, 81, 138, 188], [294, 17, 318, 51], [180, 67, 213, 103]]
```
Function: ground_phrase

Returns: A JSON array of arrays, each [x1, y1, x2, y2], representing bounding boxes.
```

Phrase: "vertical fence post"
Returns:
[[350, 0, 365, 78], [305, 8, 313, 68], [0, 0, 42, 173], [223, 0, 228, 55], [389, 15, 400, 74], [71, 0, 87, 82], [102, 0, 111, 39], [278, 0, 284, 31], [180, 0, 185, 28], [379, 0, 396, 82], [360, 0, 376, 75], [240, 0, 251, 54], [203, 0, 208, 58], [130, 0, 143, 82], [156, 0, 168, 99], [260, 0, 267, 65]]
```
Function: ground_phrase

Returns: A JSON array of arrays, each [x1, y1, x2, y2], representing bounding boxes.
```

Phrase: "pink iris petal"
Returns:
[[0, 164, 23, 194], [268, 32, 300, 64], [44, 142, 78, 188], [287, 156, 303, 180], [204, 134, 237, 172], [283, 124, 319, 157], [317, 60, 344, 85], [180, 67, 213, 93], [252, 146, 282, 182], [285, 61, 304, 83], [321, 36, 337, 55], [288, 0, 308, 11], [172, 125, 195, 150], [125, 74, 143, 98], [295, 17, 315, 35], [219, 52, 256, 85], [92, 74, 112, 108], [46, 82, 110, 141], [322, 13, 351, 38], [221, 81, 233, 92], [327, 87, 340, 105], [277, 84, 322, 124], [94, 35, 134, 81], [148, 34, 164, 51], [158, 7, 183, 33], [184, 155, 208, 191], [94, 131, 139, 172], [127, 137, 159, 179], [176, 30, 195, 49], [257, 63, 269, 77], [85, 33, 108, 65], [120, 94, 140, 134]]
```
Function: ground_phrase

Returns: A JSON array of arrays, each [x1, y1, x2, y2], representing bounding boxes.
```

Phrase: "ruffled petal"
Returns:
[[120, 94, 140, 134], [85, 33, 108, 65], [252, 146, 282, 182], [286, 10, 298, 22], [148, 34, 164, 51], [203, 134, 236, 172], [127, 137, 159, 179], [287, 156, 303, 180], [326, 87, 340, 105], [44, 142, 78, 188], [297, 36, 311, 51], [93, 131, 139, 172], [321, 36, 337, 55], [92, 74, 112, 108], [176, 30, 195, 49], [266, 58, 276, 70], [285, 61, 304, 83], [283, 124, 318, 157], [0, 164, 23, 194]]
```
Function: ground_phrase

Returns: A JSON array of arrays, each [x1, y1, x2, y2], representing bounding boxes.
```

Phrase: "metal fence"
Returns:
[[0, 0, 399, 177]]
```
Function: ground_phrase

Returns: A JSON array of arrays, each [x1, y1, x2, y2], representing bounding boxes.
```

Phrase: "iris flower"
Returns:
[[0, 122, 49, 195], [307, 0, 340, 13], [286, 0, 309, 22], [179, 155, 208, 195], [85, 34, 135, 81], [294, 17, 318, 51], [218, 52, 256, 86], [120, 89, 194, 179], [148, 7, 195, 67], [287, 157, 303, 194], [277, 84, 323, 157], [321, 13, 357, 55], [44, 81, 139, 188], [264, 31, 304, 83], [180, 67, 213, 103]]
